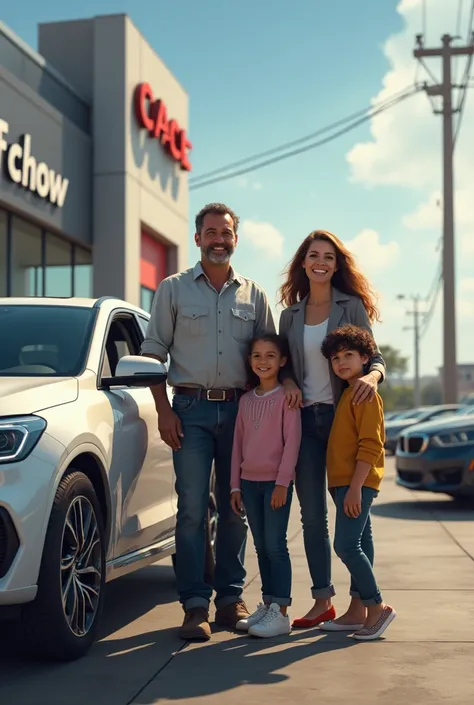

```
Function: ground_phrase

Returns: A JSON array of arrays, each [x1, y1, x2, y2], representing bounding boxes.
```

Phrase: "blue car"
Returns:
[[395, 407, 474, 499]]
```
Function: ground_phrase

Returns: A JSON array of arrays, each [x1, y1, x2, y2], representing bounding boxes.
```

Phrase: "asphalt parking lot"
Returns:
[[1, 457, 473, 705]]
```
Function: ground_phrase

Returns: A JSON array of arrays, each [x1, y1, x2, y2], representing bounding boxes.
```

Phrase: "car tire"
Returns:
[[171, 468, 218, 585], [22, 471, 106, 662]]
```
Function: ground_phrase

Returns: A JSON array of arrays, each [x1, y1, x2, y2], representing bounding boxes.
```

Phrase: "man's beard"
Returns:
[[202, 244, 234, 264]]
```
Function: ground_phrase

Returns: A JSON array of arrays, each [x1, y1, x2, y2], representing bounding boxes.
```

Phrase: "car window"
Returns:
[[101, 314, 143, 378], [0, 305, 95, 377], [425, 408, 458, 421], [137, 314, 150, 337]]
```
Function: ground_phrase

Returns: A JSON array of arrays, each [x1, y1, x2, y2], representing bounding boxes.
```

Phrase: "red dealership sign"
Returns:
[[134, 82, 192, 172]]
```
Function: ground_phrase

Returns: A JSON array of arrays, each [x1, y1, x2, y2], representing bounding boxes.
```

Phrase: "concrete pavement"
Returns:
[[1, 458, 473, 704]]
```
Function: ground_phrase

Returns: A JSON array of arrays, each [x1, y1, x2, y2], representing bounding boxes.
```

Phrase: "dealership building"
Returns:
[[0, 14, 190, 311]]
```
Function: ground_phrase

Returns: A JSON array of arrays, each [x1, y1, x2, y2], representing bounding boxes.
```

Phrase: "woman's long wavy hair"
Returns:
[[279, 230, 381, 323]]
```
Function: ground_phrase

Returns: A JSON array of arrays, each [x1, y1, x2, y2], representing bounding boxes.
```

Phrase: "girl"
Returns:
[[230, 334, 302, 638], [278, 230, 386, 629]]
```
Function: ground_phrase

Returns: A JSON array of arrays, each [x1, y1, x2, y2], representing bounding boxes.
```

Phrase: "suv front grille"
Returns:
[[0, 508, 20, 579], [407, 436, 424, 454], [401, 434, 428, 454]]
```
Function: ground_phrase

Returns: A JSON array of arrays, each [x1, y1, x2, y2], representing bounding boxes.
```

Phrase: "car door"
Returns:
[[100, 311, 175, 558]]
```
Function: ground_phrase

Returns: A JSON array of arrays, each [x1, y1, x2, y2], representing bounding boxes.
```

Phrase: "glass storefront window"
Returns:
[[2, 211, 92, 298], [140, 286, 154, 313], [0, 210, 6, 296], [11, 217, 42, 297], [45, 233, 73, 297], [74, 247, 92, 297]]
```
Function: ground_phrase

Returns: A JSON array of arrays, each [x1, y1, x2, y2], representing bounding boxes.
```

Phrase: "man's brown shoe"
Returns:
[[215, 601, 250, 629], [179, 607, 211, 641]]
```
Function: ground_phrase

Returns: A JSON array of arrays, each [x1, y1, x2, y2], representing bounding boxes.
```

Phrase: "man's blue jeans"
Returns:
[[295, 403, 336, 599], [172, 394, 247, 611], [241, 480, 293, 606], [331, 486, 382, 606]]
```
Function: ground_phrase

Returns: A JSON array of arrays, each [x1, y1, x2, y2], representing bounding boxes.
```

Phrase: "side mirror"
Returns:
[[102, 355, 167, 388]]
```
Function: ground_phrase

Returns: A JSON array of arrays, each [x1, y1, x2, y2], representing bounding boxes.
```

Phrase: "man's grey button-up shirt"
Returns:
[[141, 262, 276, 389]]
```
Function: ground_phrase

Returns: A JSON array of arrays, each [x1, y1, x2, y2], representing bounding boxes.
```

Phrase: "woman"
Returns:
[[278, 230, 386, 629]]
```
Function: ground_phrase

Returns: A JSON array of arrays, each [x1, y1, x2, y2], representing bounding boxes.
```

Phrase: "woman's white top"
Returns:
[[302, 319, 334, 406]]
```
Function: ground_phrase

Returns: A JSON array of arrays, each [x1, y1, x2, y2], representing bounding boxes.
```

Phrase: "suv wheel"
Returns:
[[204, 468, 217, 585], [22, 471, 105, 661]]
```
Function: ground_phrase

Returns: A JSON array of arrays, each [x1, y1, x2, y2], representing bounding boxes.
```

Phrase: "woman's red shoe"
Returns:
[[292, 605, 336, 629]]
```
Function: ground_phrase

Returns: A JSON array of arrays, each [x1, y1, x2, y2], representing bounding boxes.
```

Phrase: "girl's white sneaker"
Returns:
[[236, 603, 268, 631], [248, 603, 291, 638]]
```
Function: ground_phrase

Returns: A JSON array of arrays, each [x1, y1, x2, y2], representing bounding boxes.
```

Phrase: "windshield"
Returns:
[[0, 305, 95, 377], [393, 408, 426, 420]]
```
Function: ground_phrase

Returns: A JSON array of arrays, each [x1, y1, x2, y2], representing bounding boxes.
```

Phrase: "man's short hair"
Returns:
[[195, 203, 240, 234], [321, 324, 377, 360]]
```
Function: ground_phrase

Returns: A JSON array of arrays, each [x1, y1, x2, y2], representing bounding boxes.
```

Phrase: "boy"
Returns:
[[318, 324, 396, 641]]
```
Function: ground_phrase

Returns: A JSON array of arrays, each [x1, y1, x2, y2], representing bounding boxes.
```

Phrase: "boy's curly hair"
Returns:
[[321, 324, 377, 360]]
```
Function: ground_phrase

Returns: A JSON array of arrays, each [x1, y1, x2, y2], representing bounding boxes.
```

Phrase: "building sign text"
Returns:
[[134, 83, 192, 172], [0, 119, 69, 208]]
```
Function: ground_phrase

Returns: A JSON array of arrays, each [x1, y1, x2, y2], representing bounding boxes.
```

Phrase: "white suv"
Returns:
[[0, 297, 217, 661]]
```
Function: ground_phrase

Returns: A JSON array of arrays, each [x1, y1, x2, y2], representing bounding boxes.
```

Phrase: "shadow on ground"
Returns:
[[0, 562, 177, 668], [103, 626, 357, 703], [372, 497, 474, 522]]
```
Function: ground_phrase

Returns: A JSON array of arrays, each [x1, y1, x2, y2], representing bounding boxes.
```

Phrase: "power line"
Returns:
[[453, 0, 474, 146], [189, 85, 422, 191], [189, 84, 419, 185], [420, 262, 443, 339], [457, 0, 465, 36]]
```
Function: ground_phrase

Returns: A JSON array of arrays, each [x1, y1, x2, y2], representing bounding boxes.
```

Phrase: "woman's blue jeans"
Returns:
[[295, 403, 336, 599]]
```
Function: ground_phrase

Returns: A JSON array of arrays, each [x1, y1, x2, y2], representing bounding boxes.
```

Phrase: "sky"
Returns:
[[2, 0, 473, 377]]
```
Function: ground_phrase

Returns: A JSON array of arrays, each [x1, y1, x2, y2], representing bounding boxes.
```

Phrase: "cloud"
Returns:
[[344, 228, 400, 273], [346, 0, 474, 253], [236, 177, 263, 191], [240, 219, 284, 258], [454, 278, 474, 318]]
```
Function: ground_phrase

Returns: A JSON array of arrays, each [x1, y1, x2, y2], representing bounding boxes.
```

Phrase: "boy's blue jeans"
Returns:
[[241, 479, 293, 606], [331, 485, 383, 606]]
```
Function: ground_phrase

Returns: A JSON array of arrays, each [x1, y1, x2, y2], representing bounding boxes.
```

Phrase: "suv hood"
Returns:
[[400, 413, 474, 436], [0, 377, 79, 417]]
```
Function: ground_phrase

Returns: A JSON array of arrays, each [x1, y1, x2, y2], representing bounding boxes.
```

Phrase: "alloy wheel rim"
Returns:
[[60, 496, 102, 638], [208, 489, 218, 558]]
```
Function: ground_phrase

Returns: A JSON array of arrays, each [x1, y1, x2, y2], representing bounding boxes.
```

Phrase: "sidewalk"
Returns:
[[1, 458, 473, 705], [130, 459, 474, 705]]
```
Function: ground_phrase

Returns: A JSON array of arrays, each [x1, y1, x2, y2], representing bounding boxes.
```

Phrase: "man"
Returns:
[[141, 203, 276, 640]]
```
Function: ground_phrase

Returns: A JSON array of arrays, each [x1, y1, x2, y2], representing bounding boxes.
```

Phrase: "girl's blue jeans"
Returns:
[[331, 485, 383, 606], [241, 479, 293, 606]]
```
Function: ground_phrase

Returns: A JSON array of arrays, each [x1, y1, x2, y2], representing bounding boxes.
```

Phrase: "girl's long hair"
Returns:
[[279, 230, 381, 323]]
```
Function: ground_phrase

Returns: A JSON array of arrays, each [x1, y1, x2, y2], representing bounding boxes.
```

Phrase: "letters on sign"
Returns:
[[134, 83, 192, 172], [0, 119, 69, 208]]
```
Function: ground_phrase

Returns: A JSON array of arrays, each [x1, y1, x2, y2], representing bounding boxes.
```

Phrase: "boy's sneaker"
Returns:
[[248, 603, 291, 638], [236, 603, 268, 631]]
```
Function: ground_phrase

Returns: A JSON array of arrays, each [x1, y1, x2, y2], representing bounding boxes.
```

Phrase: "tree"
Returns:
[[421, 380, 442, 406], [379, 384, 414, 411], [379, 344, 408, 379], [377, 344, 411, 410]]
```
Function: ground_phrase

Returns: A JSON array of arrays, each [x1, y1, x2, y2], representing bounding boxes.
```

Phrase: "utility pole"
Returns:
[[399, 294, 422, 407], [414, 33, 474, 403]]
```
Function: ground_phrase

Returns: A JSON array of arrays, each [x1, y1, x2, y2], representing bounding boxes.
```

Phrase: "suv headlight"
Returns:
[[0, 416, 47, 464], [431, 428, 474, 447]]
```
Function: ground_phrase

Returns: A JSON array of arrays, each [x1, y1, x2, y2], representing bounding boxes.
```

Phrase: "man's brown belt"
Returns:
[[173, 387, 244, 402]]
